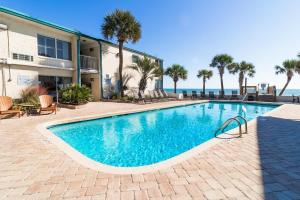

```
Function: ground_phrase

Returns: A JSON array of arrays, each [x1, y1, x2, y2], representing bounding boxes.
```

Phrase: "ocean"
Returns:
[[164, 88, 300, 96]]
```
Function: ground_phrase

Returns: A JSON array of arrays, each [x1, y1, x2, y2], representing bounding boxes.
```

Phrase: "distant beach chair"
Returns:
[[218, 90, 225, 99], [139, 91, 151, 103], [149, 91, 159, 102], [161, 90, 177, 101], [208, 91, 215, 99], [182, 90, 189, 99], [200, 91, 205, 98], [157, 90, 168, 101], [292, 95, 300, 103], [231, 90, 239, 100], [133, 90, 145, 104], [154, 90, 164, 101], [192, 91, 198, 99]]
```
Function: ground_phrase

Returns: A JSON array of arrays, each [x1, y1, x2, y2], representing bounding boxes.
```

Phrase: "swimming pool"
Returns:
[[48, 102, 277, 167]]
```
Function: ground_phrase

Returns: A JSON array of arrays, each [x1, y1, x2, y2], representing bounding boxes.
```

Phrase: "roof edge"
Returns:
[[0, 6, 163, 61]]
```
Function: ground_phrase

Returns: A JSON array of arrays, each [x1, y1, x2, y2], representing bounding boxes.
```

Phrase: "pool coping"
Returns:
[[37, 100, 285, 174]]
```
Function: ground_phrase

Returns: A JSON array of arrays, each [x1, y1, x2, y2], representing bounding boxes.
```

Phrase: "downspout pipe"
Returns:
[[76, 34, 81, 85], [98, 41, 103, 99]]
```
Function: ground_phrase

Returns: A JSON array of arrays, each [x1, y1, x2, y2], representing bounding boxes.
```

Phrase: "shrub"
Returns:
[[59, 84, 92, 105], [20, 86, 48, 106]]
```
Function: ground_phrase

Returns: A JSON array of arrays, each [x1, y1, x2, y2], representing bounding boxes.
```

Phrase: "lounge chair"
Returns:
[[192, 91, 198, 99], [156, 90, 168, 101], [39, 95, 57, 114], [133, 90, 145, 104], [200, 91, 205, 98], [182, 90, 189, 99], [208, 91, 215, 99], [161, 90, 177, 101], [231, 90, 239, 100], [139, 91, 151, 103], [218, 91, 225, 99], [149, 91, 159, 102], [0, 96, 21, 118], [292, 95, 300, 103]]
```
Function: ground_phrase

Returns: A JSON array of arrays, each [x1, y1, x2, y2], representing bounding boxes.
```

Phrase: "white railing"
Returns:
[[80, 55, 98, 71], [36, 56, 73, 69]]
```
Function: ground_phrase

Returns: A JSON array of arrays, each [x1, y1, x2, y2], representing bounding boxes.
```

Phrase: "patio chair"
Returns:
[[231, 90, 239, 100], [208, 91, 215, 99], [161, 90, 177, 101], [192, 91, 198, 100], [39, 95, 57, 114], [0, 96, 21, 118], [292, 95, 300, 103]]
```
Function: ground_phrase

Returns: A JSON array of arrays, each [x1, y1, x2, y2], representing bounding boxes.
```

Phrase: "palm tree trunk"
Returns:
[[203, 78, 206, 94], [239, 72, 244, 95], [174, 81, 177, 93], [118, 41, 124, 97], [279, 78, 291, 96], [220, 74, 224, 96]]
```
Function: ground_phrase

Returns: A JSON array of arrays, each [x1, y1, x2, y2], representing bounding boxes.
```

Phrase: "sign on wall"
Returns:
[[17, 75, 35, 86]]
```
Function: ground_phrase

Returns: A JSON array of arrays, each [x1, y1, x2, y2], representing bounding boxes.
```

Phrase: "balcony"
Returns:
[[80, 55, 98, 72]]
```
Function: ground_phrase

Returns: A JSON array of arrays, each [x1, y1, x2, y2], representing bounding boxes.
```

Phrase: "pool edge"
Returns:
[[36, 101, 284, 174]]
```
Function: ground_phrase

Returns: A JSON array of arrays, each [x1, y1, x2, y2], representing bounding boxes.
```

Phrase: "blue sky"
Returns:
[[1, 0, 300, 89]]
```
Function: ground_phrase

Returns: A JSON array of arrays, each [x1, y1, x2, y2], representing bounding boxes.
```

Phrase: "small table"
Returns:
[[17, 104, 36, 116]]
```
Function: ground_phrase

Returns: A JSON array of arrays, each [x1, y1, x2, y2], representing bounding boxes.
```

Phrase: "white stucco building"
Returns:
[[0, 6, 163, 99]]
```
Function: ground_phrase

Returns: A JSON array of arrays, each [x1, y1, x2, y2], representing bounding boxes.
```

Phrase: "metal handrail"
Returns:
[[234, 115, 248, 134], [214, 117, 242, 137], [214, 115, 248, 138]]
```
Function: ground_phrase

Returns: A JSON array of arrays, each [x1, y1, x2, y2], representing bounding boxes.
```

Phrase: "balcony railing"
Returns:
[[80, 55, 98, 71]]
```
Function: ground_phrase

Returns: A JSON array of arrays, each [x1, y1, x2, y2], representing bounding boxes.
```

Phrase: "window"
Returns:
[[132, 55, 139, 64], [38, 35, 56, 58], [56, 40, 72, 60], [38, 76, 72, 96], [37, 35, 72, 61]]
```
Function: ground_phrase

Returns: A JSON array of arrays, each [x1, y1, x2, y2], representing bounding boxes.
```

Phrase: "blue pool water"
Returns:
[[48, 102, 278, 167]]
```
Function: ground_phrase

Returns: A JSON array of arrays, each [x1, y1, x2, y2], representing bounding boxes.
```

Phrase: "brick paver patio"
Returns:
[[0, 101, 300, 200]]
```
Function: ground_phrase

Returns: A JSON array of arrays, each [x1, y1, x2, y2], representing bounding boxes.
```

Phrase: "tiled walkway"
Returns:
[[0, 101, 300, 200]]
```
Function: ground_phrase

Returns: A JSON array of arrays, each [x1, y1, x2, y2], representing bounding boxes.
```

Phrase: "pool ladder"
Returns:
[[214, 116, 248, 137]]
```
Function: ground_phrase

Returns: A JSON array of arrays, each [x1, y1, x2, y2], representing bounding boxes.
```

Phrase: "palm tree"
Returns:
[[102, 10, 141, 97], [128, 56, 162, 93], [297, 53, 300, 74], [164, 64, 188, 93], [275, 60, 298, 96], [122, 73, 133, 90], [197, 69, 213, 94], [228, 61, 256, 95], [209, 54, 233, 96]]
